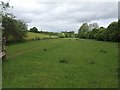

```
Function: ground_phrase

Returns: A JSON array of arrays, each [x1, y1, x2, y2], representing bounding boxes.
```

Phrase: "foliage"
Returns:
[[29, 30, 75, 38], [29, 27, 39, 33], [78, 21, 120, 42], [94, 27, 106, 41], [26, 32, 58, 40], [2, 16, 27, 43], [104, 21, 119, 42], [58, 33, 65, 38], [61, 31, 75, 38], [78, 23, 89, 38], [1, 1, 28, 43], [74, 34, 79, 38], [0, 1, 11, 16]]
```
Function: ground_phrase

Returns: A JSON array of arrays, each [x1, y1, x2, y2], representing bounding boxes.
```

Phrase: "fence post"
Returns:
[[2, 37, 6, 61]]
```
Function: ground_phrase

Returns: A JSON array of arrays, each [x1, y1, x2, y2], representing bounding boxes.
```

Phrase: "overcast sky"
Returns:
[[2, 0, 119, 32]]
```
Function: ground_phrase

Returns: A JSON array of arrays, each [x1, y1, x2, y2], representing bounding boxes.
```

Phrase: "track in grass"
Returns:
[[3, 39, 118, 88]]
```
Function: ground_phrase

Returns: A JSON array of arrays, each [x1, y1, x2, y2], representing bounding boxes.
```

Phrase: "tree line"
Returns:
[[29, 27, 58, 36], [29, 27, 75, 38], [77, 21, 120, 42]]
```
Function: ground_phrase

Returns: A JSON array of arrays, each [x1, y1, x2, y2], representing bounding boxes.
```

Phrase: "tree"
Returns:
[[68, 31, 75, 38], [1, 1, 28, 43], [87, 28, 99, 39], [75, 34, 79, 38], [2, 16, 27, 42], [89, 23, 99, 31], [104, 21, 119, 42], [61, 31, 75, 38], [58, 33, 65, 38], [78, 23, 89, 38], [78, 21, 119, 42], [94, 27, 106, 41], [29, 27, 39, 33]]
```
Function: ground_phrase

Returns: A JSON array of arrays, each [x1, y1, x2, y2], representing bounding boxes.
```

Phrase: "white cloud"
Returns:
[[2, 0, 118, 32]]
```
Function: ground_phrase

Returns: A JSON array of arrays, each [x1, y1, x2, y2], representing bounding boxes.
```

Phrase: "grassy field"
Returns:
[[3, 39, 118, 88], [26, 32, 58, 40]]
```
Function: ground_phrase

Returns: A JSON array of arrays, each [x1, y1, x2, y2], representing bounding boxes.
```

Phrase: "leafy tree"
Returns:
[[0, 1, 10, 16], [79, 23, 89, 32], [62, 32, 69, 38], [58, 33, 65, 38], [104, 21, 119, 42], [94, 27, 106, 41], [78, 21, 119, 42], [29, 27, 39, 33], [78, 23, 89, 38], [1, 1, 28, 43], [88, 28, 99, 39], [68, 31, 75, 38], [85, 31, 91, 39], [2, 16, 27, 42], [75, 34, 79, 38], [61, 31, 75, 38]]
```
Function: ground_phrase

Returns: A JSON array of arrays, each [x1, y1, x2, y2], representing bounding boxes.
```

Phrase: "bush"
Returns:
[[58, 33, 66, 38]]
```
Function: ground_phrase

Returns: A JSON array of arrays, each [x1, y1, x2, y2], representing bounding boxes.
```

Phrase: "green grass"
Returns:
[[26, 32, 58, 40], [3, 39, 118, 88]]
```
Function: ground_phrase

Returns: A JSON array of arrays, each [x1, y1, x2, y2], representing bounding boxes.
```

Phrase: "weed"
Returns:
[[89, 61, 96, 64], [59, 59, 68, 64], [43, 48, 47, 51], [99, 49, 107, 53]]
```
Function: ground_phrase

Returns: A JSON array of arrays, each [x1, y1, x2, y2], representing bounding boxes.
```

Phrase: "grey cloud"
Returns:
[[32, 2, 117, 23], [118, 1, 120, 20], [10, 1, 118, 32]]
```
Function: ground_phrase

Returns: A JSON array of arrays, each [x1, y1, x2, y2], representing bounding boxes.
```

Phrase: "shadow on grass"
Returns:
[[6, 40, 28, 46]]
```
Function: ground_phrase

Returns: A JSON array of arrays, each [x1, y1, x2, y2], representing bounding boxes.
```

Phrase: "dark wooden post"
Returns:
[[2, 37, 6, 61]]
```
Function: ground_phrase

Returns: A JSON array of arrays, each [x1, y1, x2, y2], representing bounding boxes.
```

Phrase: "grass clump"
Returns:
[[89, 61, 96, 64], [59, 59, 68, 64], [43, 48, 47, 51], [99, 49, 107, 53]]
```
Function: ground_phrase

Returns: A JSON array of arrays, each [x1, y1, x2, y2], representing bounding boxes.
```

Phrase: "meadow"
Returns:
[[26, 32, 58, 40], [2, 38, 118, 88]]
